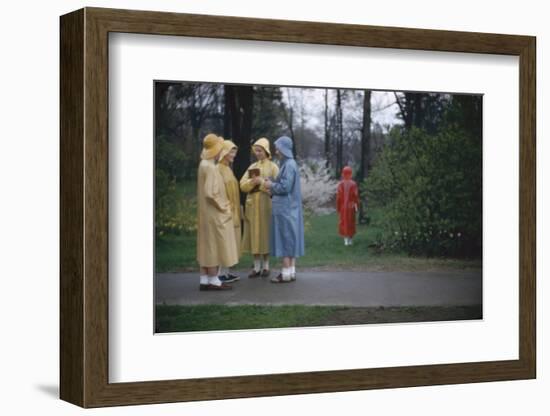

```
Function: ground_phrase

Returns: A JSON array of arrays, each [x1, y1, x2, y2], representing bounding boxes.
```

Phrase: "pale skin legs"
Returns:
[[282, 257, 296, 280], [253, 254, 270, 269], [283, 257, 296, 271], [282, 257, 291, 268], [200, 266, 219, 278]]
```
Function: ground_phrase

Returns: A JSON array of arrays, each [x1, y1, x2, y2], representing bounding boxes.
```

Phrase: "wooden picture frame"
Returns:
[[60, 7, 536, 408]]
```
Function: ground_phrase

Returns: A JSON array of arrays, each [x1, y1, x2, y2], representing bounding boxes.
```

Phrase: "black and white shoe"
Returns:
[[219, 274, 239, 283], [228, 273, 240, 282]]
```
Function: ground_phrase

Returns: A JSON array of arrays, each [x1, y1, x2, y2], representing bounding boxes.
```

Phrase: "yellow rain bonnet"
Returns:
[[219, 140, 238, 162], [200, 133, 224, 160], [252, 137, 271, 159]]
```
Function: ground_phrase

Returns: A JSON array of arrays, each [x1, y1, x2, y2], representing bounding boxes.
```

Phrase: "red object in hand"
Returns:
[[336, 166, 359, 238]]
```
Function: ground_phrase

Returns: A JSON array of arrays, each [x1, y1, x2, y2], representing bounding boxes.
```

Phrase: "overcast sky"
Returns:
[[280, 87, 402, 134]]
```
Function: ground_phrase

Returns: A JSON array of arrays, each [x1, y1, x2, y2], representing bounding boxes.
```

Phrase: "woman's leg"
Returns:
[[200, 265, 232, 290], [249, 254, 262, 278], [200, 266, 209, 286], [261, 254, 270, 277], [282, 257, 292, 281], [282, 257, 291, 268], [271, 257, 293, 283], [207, 266, 221, 286]]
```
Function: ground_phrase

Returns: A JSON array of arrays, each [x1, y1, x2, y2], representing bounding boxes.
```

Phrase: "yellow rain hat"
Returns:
[[219, 139, 238, 161], [252, 137, 271, 159], [200, 133, 224, 160]]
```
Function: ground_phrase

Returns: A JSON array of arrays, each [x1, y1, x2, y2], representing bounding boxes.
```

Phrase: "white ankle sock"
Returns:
[[262, 258, 270, 270], [282, 267, 292, 281], [200, 275, 209, 285], [208, 276, 222, 286], [253, 259, 261, 272], [219, 267, 227, 276], [291, 266, 296, 275]]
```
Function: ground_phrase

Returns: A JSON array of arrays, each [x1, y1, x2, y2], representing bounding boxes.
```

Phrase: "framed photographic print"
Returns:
[[60, 7, 536, 408]]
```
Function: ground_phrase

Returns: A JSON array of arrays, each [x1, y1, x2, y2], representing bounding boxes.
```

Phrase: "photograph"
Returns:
[[55, 5, 537, 409], [154, 81, 483, 333]]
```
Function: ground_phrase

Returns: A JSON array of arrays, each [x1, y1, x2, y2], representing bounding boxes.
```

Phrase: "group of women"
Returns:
[[196, 133, 305, 291]]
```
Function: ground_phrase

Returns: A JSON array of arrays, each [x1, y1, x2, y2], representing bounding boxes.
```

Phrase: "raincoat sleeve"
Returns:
[[240, 167, 259, 193], [204, 164, 229, 213], [259, 163, 279, 193], [270, 163, 296, 196]]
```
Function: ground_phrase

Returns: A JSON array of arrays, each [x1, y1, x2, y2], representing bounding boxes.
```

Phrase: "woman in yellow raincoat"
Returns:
[[240, 138, 279, 278], [217, 139, 241, 283], [196, 133, 238, 290]]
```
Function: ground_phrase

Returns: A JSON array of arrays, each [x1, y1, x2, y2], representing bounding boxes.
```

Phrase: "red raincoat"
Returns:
[[336, 166, 358, 237]]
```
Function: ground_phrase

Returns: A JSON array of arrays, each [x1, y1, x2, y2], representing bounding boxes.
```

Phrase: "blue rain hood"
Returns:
[[274, 136, 294, 159]]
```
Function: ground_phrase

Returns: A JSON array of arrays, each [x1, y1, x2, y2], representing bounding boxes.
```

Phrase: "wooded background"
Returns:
[[155, 82, 482, 258]]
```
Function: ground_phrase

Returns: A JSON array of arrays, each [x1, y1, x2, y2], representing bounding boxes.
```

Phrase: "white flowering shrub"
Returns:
[[299, 159, 338, 215]]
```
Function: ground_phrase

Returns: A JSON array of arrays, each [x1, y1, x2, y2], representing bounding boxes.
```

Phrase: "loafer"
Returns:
[[248, 270, 261, 278], [260, 269, 270, 278]]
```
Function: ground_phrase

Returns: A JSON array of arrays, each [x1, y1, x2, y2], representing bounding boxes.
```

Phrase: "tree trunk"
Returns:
[[335, 89, 343, 177], [359, 90, 372, 223], [224, 85, 254, 203], [223, 86, 234, 139], [154, 82, 170, 138], [284, 88, 297, 159], [359, 90, 372, 181], [324, 89, 330, 169]]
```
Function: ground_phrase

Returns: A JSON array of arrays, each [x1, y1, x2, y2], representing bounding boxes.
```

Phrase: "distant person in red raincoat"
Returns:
[[336, 166, 359, 246]]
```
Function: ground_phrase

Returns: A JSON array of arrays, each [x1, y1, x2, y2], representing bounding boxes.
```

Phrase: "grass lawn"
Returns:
[[155, 180, 481, 273], [156, 212, 480, 273], [155, 304, 483, 333]]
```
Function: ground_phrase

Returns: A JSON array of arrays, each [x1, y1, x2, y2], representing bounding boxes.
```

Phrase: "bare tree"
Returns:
[[324, 89, 331, 169], [224, 85, 254, 185], [335, 89, 344, 176], [281, 87, 297, 158], [359, 89, 372, 223]]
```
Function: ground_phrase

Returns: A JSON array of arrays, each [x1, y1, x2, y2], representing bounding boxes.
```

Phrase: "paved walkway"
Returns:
[[155, 270, 482, 307]]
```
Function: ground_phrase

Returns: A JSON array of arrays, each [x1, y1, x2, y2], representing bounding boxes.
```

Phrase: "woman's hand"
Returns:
[[251, 176, 262, 186], [263, 178, 272, 189]]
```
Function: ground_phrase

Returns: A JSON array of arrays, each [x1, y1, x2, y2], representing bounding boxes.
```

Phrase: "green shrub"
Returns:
[[155, 170, 197, 237], [156, 134, 191, 181], [364, 127, 481, 258]]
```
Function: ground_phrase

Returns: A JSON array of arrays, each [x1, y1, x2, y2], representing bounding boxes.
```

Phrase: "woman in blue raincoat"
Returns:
[[264, 136, 305, 283]]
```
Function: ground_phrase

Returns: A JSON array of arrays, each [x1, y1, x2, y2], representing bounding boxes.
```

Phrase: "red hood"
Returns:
[[342, 166, 353, 180]]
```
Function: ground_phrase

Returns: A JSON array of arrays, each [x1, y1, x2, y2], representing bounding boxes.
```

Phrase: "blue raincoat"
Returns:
[[269, 136, 305, 258]]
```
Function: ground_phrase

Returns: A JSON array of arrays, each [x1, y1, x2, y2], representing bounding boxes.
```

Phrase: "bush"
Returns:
[[156, 134, 191, 181], [155, 170, 197, 237], [364, 127, 481, 258]]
